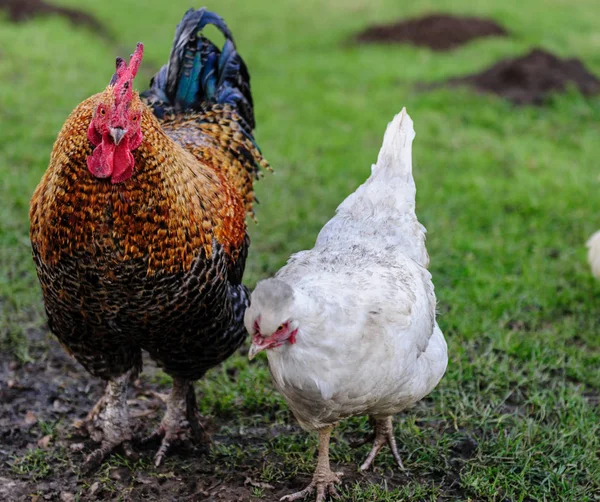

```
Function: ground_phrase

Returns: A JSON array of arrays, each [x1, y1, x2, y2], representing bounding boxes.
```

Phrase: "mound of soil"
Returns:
[[449, 48, 600, 105], [0, 0, 108, 38], [354, 14, 507, 51]]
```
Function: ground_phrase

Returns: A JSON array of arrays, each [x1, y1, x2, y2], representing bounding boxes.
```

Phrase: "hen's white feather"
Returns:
[[246, 109, 447, 431], [315, 108, 429, 268]]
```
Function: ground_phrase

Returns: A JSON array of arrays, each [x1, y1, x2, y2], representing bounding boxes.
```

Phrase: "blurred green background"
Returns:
[[1, 0, 599, 500]]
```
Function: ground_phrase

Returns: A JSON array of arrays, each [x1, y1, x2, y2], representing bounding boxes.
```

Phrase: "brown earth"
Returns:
[[354, 14, 507, 51], [0, 0, 109, 38], [0, 329, 465, 502], [447, 48, 600, 105]]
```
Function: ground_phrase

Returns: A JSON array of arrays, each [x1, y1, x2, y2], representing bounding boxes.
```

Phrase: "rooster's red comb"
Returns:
[[109, 42, 144, 106]]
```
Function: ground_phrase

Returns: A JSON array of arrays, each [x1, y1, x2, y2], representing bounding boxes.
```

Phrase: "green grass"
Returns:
[[1, 0, 599, 500], [10, 447, 68, 481]]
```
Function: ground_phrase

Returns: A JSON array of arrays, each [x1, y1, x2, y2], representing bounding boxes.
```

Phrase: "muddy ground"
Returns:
[[0, 0, 110, 39], [0, 329, 459, 502], [354, 14, 507, 51], [446, 48, 600, 105]]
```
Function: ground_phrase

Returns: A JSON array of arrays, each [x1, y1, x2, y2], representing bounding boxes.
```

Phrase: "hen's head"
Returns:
[[245, 279, 299, 360], [87, 43, 145, 184]]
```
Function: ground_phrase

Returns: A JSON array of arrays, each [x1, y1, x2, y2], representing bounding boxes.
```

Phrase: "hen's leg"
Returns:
[[78, 370, 135, 471], [146, 377, 210, 467], [281, 426, 343, 502], [359, 416, 404, 471]]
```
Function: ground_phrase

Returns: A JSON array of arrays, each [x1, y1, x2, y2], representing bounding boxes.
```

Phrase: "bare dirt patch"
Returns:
[[0, 0, 109, 38], [354, 14, 507, 51], [447, 48, 600, 105], [0, 330, 467, 501]]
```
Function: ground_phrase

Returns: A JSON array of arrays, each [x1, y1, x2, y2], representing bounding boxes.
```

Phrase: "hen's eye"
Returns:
[[276, 324, 285, 333], [132, 115, 138, 122], [100, 107, 106, 116]]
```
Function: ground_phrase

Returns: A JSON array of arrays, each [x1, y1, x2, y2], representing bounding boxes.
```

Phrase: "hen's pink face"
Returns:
[[86, 43, 144, 184], [248, 318, 298, 360]]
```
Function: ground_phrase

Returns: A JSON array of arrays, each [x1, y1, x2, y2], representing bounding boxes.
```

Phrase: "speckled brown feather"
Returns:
[[160, 104, 270, 220], [29, 88, 265, 379]]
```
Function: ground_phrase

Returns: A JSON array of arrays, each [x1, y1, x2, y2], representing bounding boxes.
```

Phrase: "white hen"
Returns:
[[587, 231, 600, 278], [244, 109, 448, 501]]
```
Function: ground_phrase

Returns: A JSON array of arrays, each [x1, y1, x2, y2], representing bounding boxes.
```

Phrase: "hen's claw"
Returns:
[[281, 426, 342, 502], [359, 416, 404, 471], [280, 471, 343, 502]]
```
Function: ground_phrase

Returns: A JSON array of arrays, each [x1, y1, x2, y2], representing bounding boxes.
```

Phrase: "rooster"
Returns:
[[29, 8, 269, 468], [244, 109, 447, 501]]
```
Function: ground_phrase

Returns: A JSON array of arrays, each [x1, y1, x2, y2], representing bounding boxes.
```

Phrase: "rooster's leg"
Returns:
[[81, 370, 135, 471], [359, 416, 404, 471], [149, 377, 210, 467], [281, 426, 343, 502]]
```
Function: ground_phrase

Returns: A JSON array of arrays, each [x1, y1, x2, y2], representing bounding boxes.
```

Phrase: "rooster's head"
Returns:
[[87, 43, 145, 184]]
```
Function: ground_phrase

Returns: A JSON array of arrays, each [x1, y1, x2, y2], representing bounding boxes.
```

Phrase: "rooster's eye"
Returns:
[[132, 115, 138, 122]]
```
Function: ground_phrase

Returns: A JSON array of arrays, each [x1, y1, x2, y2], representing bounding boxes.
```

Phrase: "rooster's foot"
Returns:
[[143, 378, 210, 467], [76, 371, 136, 472], [359, 416, 404, 471]]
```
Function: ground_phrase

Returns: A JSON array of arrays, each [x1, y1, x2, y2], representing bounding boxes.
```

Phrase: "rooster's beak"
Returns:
[[109, 127, 127, 146], [248, 342, 266, 360]]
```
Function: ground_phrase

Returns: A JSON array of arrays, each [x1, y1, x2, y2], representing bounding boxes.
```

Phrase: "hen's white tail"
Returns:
[[587, 231, 600, 278], [316, 108, 429, 268], [373, 107, 416, 183]]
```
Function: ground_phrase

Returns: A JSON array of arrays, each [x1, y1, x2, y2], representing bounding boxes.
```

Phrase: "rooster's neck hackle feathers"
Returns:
[[31, 96, 247, 273]]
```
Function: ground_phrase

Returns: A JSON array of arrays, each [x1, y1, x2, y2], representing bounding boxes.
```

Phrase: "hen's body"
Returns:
[[30, 8, 268, 466], [270, 251, 446, 431], [263, 111, 446, 429], [246, 110, 447, 501]]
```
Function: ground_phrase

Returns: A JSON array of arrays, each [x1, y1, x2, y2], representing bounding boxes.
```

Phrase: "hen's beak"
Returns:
[[248, 342, 266, 360], [109, 127, 127, 146]]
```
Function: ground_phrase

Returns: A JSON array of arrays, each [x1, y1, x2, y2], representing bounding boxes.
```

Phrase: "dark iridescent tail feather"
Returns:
[[141, 8, 255, 131]]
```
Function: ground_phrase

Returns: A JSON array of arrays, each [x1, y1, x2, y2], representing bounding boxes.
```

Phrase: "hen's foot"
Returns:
[[142, 378, 210, 467], [281, 426, 343, 502], [359, 416, 404, 471], [76, 371, 135, 472], [281, 469, 343, 502]]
